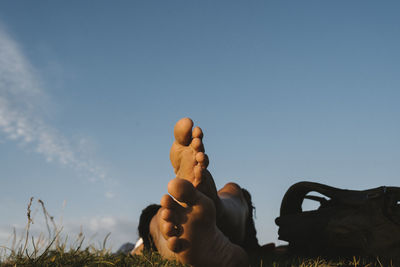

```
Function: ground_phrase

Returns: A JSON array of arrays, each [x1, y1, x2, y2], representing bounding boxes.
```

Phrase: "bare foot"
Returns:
[[158, 178, 248, 267], [170, 118, 219, 205], [170, 118, 258, 249], [170, 118, 206, 184]]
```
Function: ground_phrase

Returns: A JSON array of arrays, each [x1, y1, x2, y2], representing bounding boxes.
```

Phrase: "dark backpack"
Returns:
[[275, 181, 400, 257]]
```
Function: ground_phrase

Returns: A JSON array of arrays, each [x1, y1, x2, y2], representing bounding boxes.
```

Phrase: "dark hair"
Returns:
[[138, 204, 161, 251], [241, 188, 260, 252]]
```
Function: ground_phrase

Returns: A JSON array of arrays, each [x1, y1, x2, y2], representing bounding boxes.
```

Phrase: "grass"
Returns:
[[1, 249, 187, 267], [0, 198, 398, 267], [2, 249, 397, 267]]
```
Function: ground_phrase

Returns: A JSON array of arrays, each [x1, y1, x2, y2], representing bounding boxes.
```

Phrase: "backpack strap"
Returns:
[[279, 181, 392, 217]]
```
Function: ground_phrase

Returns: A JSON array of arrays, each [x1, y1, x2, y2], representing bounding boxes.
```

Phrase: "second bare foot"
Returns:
[[170, 118, 220, 205], [170, 117, 207, 186]]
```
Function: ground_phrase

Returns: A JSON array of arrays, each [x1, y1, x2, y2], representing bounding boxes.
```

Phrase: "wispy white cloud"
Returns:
[[0, 26, 107, 182]]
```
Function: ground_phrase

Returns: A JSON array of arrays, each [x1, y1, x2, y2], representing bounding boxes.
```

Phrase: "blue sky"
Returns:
[[0, 1, 399, 250]]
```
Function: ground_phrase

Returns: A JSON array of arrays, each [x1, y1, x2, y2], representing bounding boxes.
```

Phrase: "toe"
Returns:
[[161, 194, 187, 216], [168, 178, 201, 205], [195, 152, 205, 165], [160, 206, 186, 225], [161, 220, 179, 238], [192, 126, 203, 139], [161, 194, 179, 209], [196, 152, 209, 167], [160, 208, 174, 222], [174, 118, 193, 146], [167, 236, 181, 252], [195, 152, 209, 169], [167, 236, 189, 253], [191, 138, 204, 152]]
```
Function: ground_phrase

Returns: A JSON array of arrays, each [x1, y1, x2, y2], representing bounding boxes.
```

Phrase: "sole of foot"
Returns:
[[170, 118, 208, 186], [158, 178, 248, 267], [170, 118, 220, 205]]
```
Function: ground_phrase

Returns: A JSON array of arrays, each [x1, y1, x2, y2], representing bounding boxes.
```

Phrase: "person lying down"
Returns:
[[131, 118, 261, 267]]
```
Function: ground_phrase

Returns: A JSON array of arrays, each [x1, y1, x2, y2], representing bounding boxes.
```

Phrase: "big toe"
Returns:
[[174, 118, 193, 146], [168, 178, 200, 205]]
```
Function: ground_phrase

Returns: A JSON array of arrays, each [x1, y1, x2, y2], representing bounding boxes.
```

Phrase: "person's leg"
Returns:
[[153, 177, 249, 267], [170, 118, 258, 247], [217, 183, 255, 247]]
